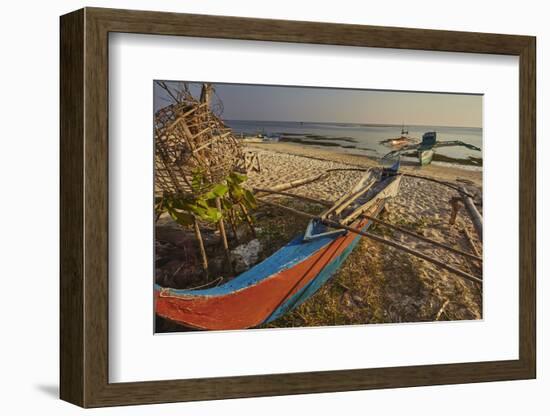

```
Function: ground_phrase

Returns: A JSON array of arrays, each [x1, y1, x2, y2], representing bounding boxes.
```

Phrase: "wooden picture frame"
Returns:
[[60, 7, 536, 408]]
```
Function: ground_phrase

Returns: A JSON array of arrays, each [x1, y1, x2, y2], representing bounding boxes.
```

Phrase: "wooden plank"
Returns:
[[332, 179, 376, 217], [60, 9, 85, 407], [320, 170, 375, 219], [341, 176, 402, 225]]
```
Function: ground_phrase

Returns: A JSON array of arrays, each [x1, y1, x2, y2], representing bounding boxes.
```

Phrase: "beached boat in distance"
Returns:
[[155, 162, 402, 330], [382, 131, 481, 167], [379, 124, 419, 148]]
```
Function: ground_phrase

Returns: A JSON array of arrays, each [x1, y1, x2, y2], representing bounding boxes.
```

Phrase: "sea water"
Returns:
[[225, 120, 482, 169]]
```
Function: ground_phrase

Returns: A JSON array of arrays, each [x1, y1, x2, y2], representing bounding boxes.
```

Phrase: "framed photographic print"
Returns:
[[60, 7, 536, 408]]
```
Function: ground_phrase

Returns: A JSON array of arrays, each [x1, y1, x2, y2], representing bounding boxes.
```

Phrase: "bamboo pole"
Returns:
[[463, 226, 481, 258], [239, 202, 256, 238], [215, 198, 232, 272], [252, 187, 333, 207], [435, 299, 450, 321], [449, 196, 462, 225], [460, 185, 483, 242], [400, 173, 475, 198], [263, 172, 328, 193], [228, 208, 240, 243], [192, 216, 209, 278], [463, 226, 482, 270], [192, 131, 232, 153], [258, 199, 482, 284], [257, 168, 374, 196], [166, 103, 207, 132], [361, 214, 482, 261]]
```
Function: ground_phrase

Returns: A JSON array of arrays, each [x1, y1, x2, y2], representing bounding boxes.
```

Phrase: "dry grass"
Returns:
[[263, 208, 482, 329]]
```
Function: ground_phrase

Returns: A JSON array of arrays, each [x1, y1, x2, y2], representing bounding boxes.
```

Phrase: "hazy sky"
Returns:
[[154, 81, 482, 128]]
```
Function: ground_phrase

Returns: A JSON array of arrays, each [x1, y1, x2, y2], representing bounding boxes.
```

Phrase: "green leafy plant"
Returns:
[[226, 172, 256, 211], [155, 170, 256, 228]]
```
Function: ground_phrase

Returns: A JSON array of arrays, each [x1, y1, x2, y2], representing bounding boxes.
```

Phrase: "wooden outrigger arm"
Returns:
[[258, 198, 482, 285]]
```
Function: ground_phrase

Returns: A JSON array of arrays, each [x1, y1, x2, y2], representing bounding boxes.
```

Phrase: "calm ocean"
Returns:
[[225, 120, 483, 168]]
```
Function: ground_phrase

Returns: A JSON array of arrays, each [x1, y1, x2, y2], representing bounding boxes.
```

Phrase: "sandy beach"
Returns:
[[153, 81, 484, 332], [244, 143, 482, 325]]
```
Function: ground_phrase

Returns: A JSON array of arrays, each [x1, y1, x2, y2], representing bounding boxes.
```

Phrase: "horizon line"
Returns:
[[223, 119, 483, 129]]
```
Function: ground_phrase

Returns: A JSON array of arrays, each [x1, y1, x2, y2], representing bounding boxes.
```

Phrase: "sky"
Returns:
[[154, 81, 482, 128]]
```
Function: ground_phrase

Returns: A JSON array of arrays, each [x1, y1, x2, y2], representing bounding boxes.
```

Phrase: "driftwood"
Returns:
[[258, 198, 482, 284], [460, 185, 483, 242]]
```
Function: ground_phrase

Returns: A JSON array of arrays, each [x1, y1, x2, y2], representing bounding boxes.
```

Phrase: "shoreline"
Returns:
[[246, 141, 483, 187]]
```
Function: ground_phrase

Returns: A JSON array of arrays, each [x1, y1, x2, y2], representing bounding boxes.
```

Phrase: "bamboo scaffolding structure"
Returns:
[[258, 198, 482, 284], [166, 103, 208, 132], [193, 132, 232, 153]]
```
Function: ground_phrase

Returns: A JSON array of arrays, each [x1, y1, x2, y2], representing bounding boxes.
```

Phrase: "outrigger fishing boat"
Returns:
[[380, 124, 418, 148], [383, 131, 481, 166], [155, 161, 402, 330]]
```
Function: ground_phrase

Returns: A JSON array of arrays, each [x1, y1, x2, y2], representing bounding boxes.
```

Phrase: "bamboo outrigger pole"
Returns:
[[252, 187, 333, 207], [259, 198, 482, 284], [361, 214, 482, 262], [460, 185, 483, 242], [400, 173, 475, 198]]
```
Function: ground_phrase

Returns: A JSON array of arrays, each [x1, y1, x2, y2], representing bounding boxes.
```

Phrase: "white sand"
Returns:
[[245, 144, 482, 321]]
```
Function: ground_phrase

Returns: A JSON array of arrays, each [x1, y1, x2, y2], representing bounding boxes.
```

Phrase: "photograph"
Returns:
[[153, 81, 483, 332]]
